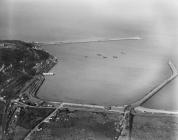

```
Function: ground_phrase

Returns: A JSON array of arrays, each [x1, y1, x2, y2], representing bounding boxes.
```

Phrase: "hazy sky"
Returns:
[[0, 0, 178, 42]]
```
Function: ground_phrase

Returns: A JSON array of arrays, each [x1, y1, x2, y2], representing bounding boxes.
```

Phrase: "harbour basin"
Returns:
[[38, 39, 178, 110]]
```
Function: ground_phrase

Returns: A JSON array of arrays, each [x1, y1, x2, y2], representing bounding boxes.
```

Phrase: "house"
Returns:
[[0, 43, 4, 47]]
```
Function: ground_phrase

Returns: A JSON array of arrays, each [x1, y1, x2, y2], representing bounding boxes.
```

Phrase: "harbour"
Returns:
[[39, 38, 178, 110]]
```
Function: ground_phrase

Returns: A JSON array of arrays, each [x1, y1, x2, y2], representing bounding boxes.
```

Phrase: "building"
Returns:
[[0, 43, 4, 47]]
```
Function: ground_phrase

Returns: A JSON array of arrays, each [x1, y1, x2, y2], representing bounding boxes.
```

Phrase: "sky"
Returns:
[[0, 0, 178, 42]]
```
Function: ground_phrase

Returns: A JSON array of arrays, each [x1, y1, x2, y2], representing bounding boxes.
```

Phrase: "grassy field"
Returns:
[[29, 114, 178, 140], [1, 110, 177, 140], [132, 115, 178, 140]]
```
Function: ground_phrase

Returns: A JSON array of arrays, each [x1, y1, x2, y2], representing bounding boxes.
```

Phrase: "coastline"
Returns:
[[1, 40, 178, 140]]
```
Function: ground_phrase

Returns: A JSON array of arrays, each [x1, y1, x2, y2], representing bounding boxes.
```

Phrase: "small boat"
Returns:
[[42, 72, 55, 76]]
